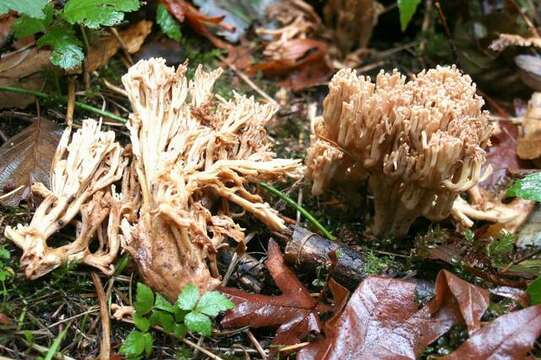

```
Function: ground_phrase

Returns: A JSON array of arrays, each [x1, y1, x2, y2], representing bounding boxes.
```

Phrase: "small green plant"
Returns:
[[397, 0, 422, 31], [156, 3, 181, 41], [4, 0, 141, 69], [486, 231, 515, 268], [120, 282, 234, 359], [507, 172, 541, 202], [0, 245, 14, 299]]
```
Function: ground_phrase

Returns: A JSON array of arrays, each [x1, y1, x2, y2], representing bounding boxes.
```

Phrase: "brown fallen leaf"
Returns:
[[297, 270, 489, 360], [0, 47, 51, 109], [220, 239, 336, 349], [0, 312, 11, 326], [440, 305, 541, 360], [84, 20, 153, 73], [0, 118, 62, 206]]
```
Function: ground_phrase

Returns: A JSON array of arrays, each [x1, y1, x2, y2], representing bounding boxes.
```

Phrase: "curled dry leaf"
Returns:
[[0, 118, 61, 206], [120, 59, 301, 301], [84, 20, 153, 73], [297, 270, 489, 360], [221, 240, 337, 350], [440, 305, 541, 360], [0, 47, 51, 109], [4, 120, 127, 278]]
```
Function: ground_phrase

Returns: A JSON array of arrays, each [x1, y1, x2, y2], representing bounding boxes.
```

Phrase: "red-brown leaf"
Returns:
[[220, 240, 335, 348], [297, 270, 489, 360], [440, 305, 541, 360]]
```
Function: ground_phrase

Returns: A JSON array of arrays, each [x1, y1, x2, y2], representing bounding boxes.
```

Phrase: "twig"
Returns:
[[509, 0, 540, 38], [260, 182, 336, 240], [277, 342, 310, 352], [182, 338, 224, 360], [220, 56, 279, 108], [434, 0, 458, 64], [91, 272, 111, 360], [109, 28, 134, 66], [0, 86, 126, 123], [246, 330, 267, 359], [103, 79, 128, 97], [66, 77, 75, 127]]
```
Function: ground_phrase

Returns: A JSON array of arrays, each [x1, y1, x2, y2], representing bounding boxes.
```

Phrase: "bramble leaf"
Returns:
[[143, 332, 153, 357], [62, 0, 140, 29], [397, 0, 421, 31], [0, 0, 49, 19], [134, 282, 154, 315], [12, 4, 54, 38], [36, 24, 84, 69], [528, 276, 541, 305], [154, 293, 176, 313], [176, 283, 199, 311], [119, 330, 146, 358], [174, 323, 187, 338], [133, 313, 150, 332], [507, 172, 541, 202], [196, 291, 234, 317], [185, 311, 212, 336], [149, 310, 175, 333], [156, 4, 181, 41]]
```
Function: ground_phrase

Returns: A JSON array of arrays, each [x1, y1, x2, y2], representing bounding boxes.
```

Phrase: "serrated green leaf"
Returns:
[[176, 283, 199, 311], [134, 282, 154, 315], [527, 275, 541, 305], [397, 0, 421, 31], [0, 247, 10, 260], [119, 330, 146, 358], [196, 291, 234, 317], [0, 0, 49, 19], [154, 293, 176, 313], [133, 313, 150, 332], [184, 311, 212, 336], [149, 310, 175, 333], [62, 0, 140, 29], [156, 4, 181, 42], [507, 172, 541, 202], [174, 308, 188, 323], [12, 4, 54, 38], [174, 323, 187, 338], [36, 23, 84, 69], [143, 332, 153, 357]]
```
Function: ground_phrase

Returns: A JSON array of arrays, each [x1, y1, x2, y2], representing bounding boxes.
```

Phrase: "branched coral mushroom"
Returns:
[[5, 120, 127, 278], [306, 66, 492, 238], [120, 59, 301, 300]]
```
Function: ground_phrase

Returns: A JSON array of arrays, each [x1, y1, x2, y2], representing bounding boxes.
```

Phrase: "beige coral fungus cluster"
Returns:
[[5, 120, 127, 278], [4, 59, 300, 299], [119, 59, 301, 300], [306, 66, 492, 238]]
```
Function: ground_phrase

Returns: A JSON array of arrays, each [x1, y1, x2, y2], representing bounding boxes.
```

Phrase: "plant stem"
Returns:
[[260, 182, 336, 240], [0, 86, 126, 123]]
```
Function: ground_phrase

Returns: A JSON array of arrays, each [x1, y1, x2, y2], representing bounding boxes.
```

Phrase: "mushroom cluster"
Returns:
[[306, 66, 492, 237], [5, 58, 301, 300]]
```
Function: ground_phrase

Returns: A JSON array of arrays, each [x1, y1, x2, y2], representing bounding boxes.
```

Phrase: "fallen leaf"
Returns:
[[489, 286, 529, 308], [84, 20, 152, 73], [162, 0, 233, 49], [440, 305, 541, 360], [220, 239, 336, 349], [0, 13, 15, 48], [0, 47, 51, 109], [0, 117, 61, 206], [0, 312, 11, 325], [297, 270, 489, 360]]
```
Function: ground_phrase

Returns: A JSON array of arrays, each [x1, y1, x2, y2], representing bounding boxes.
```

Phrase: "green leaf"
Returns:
[[154, 293, 176, 313], [0, 247, 10, 260], [36, 24, 84, 69], [156, 4, 181, 41], [397, 0, 421, 31], [134, 282, 154, 315], [184, 311, 212, 336], [527, 275, 541, 305], [119, 330, 146, 358], [133, 313, 150, 332], [176, 283, 199, 311], [507, 172, 541, 202], [143, 332, 153, 357], [44, 322, 70, 360], [174, 308, 188, 323], [149, 310, 175, 333], [12, 4, 54, 38], [196, 291, 234, 317], [62, 0, 140, 29], [0, 0, 49, 19], [174, 323, 187, 338]]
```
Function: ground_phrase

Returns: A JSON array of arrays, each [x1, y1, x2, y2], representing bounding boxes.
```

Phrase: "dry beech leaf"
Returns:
[[440, 305, 541, 360], [297, 270, 489, 360], [0, 47, 51, 109], [220, 240, 336, 349], [0, 118, 61, 206], [84, 20, 153, 73]]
